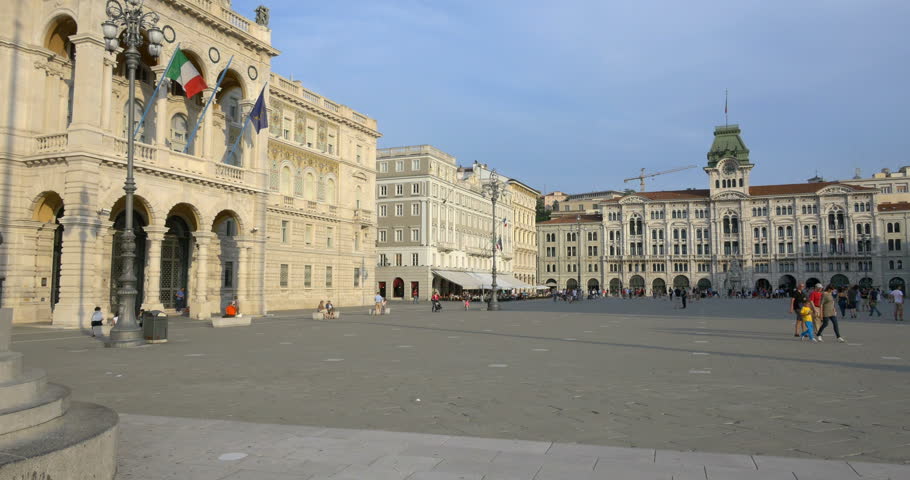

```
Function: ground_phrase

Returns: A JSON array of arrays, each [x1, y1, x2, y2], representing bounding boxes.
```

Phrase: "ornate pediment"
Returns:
[[267, 142, 339, 176], [712, 190, 749, 200], [817, 185, 854, 195], [619, 195, 647, 204]]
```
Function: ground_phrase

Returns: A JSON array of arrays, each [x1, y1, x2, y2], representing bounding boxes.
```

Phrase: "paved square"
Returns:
[[12, 298, 910, 467]]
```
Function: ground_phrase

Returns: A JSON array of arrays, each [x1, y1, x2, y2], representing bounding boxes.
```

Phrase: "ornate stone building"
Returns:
[[538, 124, 910, 295], [374, 147, 535, 300], [0, 0, 378, 325], [506, 179, 540, 287]]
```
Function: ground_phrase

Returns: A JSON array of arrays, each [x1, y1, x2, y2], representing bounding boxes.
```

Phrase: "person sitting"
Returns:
[[325, 300, 335, 319], [317, 300, 327, 314], [224, 301, 238, 318]]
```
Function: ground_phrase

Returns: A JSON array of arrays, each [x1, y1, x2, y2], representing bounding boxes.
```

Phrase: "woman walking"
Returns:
[[848, 285, 859, 319], [818, 285, 846, 342], [836, 288, 848, 317]]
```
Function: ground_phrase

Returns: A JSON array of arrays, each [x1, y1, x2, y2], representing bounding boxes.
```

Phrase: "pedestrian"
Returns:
[[790, 283, 807, 337], [799, 300, 818, 342], [90, 306, 104, 337], [869, 288, 882, 317], [463, 293, 470, 310], [412, 288, 419, 304], [431, 291, 441, 312], [809, 284, 823, 334], [373, 292, 384, 315], [681, 288, 687, 309], [175, 287, 186, 313], [890, 287, 904, 321], [836, 288, 848, 317], [847, 285, 859, 319], [817, 285, 845, 342]]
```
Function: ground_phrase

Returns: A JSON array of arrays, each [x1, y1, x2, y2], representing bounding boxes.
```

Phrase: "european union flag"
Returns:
[[250, 90, 268, 133]]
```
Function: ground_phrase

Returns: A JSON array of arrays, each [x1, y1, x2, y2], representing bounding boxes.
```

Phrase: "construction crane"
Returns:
[[623, 165, 697, 192]]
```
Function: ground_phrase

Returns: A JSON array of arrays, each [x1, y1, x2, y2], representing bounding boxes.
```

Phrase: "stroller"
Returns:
[[432, 300, 442, 312]]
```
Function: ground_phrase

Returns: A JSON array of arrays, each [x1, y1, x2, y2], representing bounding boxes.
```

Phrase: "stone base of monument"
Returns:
[[211, 316, 251, 328], [0, 309, 117, 479]]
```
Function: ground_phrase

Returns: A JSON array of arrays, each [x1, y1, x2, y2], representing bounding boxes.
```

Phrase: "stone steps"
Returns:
[[0, 351, 23, 383], [0, 369, 46, 411], [0, 401, 118, 479], [0, 383, 70, 435]]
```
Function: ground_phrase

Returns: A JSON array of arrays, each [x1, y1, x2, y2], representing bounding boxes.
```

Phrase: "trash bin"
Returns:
[[142, 310, 168, 343]]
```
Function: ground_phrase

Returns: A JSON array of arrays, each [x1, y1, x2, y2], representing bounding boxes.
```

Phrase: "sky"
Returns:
[[234, 0, 910, 194]]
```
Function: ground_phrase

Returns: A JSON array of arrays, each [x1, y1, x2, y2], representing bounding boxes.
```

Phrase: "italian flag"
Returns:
[[165, 48, 207, 99]]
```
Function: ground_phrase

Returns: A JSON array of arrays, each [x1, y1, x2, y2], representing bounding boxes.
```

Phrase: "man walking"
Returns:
[[891, 287, 904, 321], [374, 292, 384, 315], [680, 288, 687, 309], [869, 288, 882, 317]]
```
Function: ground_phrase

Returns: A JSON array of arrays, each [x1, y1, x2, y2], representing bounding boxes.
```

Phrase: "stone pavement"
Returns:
[[118, 413, 910, 479], [11, 297, 910, 476]]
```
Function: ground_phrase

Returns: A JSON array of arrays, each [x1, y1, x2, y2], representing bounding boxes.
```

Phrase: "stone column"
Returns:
[[67, 34, 106, 144], [101, 55, 115, 131], [142, 225, 167, 311], [152, 66, 168, 147], [201, 88, 215, 159], [51, 215, 103, 329], [190, 232, 214, 319], [236, 240, 248, 311], [238, 99, 254, 167]]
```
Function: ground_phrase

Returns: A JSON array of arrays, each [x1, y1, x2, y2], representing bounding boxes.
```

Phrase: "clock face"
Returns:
[[722, 161, 737, 176]]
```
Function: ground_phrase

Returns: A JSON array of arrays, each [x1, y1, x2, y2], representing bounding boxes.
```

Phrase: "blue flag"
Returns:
[[250, 90, 268, 133]]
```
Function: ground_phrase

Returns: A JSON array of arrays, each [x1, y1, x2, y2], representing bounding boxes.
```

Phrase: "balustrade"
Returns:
[[35, 133, 68, 153]]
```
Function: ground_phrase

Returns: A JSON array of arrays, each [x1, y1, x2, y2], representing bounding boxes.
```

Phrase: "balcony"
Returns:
[[34, 133, 68, 154], [437, 241, 456, 251], [353, 209, 375, 224]]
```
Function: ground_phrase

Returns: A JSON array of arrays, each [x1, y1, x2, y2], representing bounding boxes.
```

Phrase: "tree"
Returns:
[[535, 197, 550, 222]]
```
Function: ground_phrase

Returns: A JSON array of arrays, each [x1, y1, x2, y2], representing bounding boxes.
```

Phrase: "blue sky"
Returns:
[[234, 0, 910, 194]]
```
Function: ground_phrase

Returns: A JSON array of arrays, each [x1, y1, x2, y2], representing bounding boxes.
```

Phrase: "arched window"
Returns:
[[325, 177, 336, 204], [865, 224, 871, 234], [355, 186, 362, 210], [805, 225, 810, 237], [812, 225, 818, 236], [777, 226, 784, 238], [280, 166, 292, 196], [123, 100, 147, 143], [896, 223, 902, 233], [887, 223, 893, 233], [890, 260, 895, 269], [304, 172, 316, 201], [786, 226, 792, 237], [776, 206, 781, 216], [169, 114, 188, 153]]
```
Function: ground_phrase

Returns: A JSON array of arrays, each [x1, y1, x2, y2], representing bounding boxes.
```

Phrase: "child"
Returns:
[[799, 300, 817, 342], [90, 307, 104, 337]]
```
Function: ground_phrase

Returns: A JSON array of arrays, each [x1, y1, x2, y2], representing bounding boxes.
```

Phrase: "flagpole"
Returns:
[[184, 55, 233, 154], [133, 43, 179, 139], [724, 89, 728, 127], [223, 82, 267, 166]]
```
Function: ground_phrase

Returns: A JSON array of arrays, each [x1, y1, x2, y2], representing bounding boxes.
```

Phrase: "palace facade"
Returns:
[[374, 146, 537, 300], [538, 125, 910, 295], [0, 0, 379, 325]]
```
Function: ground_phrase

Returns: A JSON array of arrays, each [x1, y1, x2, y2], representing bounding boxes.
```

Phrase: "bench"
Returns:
[[211, 316, 251, 328]]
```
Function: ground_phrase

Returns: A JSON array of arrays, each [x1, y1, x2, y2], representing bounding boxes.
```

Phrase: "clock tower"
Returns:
[[705, 124, 753, 197]]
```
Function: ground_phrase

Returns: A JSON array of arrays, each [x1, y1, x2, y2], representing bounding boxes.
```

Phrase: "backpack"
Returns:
[[871, 290, 879, 301]]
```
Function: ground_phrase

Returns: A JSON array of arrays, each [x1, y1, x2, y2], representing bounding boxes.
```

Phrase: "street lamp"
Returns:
[[102, 0, 174, 347], [576, 214, 582, 297], [482, 169, 508, 311]]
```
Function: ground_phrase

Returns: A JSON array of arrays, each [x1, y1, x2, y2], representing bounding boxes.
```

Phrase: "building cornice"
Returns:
[[269, 89, 380, 138], [159, 0, 280, 57]]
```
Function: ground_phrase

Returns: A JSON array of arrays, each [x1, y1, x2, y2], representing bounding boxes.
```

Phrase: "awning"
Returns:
[[432, 270, 483, 289], [466, 272, 534, 290]]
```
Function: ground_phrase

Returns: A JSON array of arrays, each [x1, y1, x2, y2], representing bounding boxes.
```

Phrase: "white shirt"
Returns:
[[891, 289, 904, 304]]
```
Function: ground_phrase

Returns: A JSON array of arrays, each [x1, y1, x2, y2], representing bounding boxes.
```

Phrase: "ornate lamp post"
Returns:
[[102, 0, 173, 347], [482, 169, 508, 311], [576, 214, 582, 297]]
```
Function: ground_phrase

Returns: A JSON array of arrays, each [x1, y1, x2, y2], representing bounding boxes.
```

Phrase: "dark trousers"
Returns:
[[681, 296, 687, 308], [817, 316, 841, 338]]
